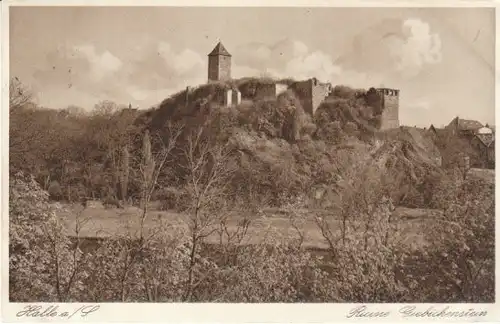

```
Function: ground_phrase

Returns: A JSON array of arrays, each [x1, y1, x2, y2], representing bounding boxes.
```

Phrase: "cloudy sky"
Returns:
[[10, 6, 495, 127]]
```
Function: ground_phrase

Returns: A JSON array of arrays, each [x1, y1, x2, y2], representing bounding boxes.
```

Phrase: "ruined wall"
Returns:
[[276, 83, 288, 96], [311, 82, 332, 115], [255, 84, 278, 100], [208, 55, 232, 81], [254, 83, 289, 100], [218, 55, 231, 81], [290, 80, 314, 115], [231, 89, 241, 105], [378, 88, 400, 130], [208, 56, 219, 81], [223, 89, 233, 106], [216, 88, 241, 106], [291, 79, 332, 115]]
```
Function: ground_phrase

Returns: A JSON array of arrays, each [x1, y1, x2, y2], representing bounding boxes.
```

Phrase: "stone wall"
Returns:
[[290, 80, 313, 114], [208, 56, 219, 81], [311, 82, 332, 115], [220, 89, 241, 106], [232, 89, 241, 105], [378, 88, 400, 130], [276, 83, 288, 96], [208, 55, 232, 81], [255, 83, 278, 100], [290, 78, 332, 115], [254, 83, 289, 100], [218, 55, 231, 81], [223, 89, 232, 106]]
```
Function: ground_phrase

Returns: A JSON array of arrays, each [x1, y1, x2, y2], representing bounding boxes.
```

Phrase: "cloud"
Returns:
[[157, 42, 204, 76], [232, 38, 382, 89], [73, 44, 123, 81], [121, 41, 205, 101], [31, 40, 206, 109], [339, 18, 442, 79], [388, 18, 442, 77], [230, 18, 442, 95], [31, 18, 442, 111]]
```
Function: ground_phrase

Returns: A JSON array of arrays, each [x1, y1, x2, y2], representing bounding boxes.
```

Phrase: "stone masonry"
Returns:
[[204, 42, 400, 129], [377, 88, 400, 130], [255, 83, 289, 100], [208, 42, 232, 82], [222, 89, 241, 106], [289, 78, 332, 115]]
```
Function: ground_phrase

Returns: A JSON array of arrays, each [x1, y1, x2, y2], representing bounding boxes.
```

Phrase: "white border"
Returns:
[[1, 1, 499, 323]]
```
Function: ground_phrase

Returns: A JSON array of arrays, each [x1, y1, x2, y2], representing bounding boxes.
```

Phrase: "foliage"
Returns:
[[413, 175, 495, 302], [9, 173, 87, 302], [8, 79, 495, 303]]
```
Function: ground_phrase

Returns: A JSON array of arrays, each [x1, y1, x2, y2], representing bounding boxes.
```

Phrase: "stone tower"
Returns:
[[208, 42, 232, 82], [377, 88, 400, 130]]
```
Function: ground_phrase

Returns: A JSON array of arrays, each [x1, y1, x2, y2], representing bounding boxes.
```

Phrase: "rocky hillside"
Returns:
[[132, 78, 444, 208]]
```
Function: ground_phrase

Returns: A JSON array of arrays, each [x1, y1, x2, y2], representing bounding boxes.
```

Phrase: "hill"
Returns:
[[9, 76, 449, 210], [130, 78, 445, 208]]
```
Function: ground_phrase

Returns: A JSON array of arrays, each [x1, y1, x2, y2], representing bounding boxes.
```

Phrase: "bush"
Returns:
[[47, 180, 63, 200], [10, 172, 83, 302]]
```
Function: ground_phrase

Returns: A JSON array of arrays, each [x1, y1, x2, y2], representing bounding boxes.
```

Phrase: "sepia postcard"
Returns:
[[1, 0, 499, 322]]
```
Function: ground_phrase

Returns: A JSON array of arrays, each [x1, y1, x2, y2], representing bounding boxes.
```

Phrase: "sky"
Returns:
[[10, 6, 495, 127]]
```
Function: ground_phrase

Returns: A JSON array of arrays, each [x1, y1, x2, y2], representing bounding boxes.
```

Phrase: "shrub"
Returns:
[[418, 176, 495, 302], [9, 172, 86, 302], [47, 180, 63, 200]]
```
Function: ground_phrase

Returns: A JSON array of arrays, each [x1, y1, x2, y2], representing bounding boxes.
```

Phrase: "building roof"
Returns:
[[449, 117, 483, 131], [208, 42, 231, 57], [428, 124, 449, 137], [477, 126, 493, 134], [475, 133, 495, 148]]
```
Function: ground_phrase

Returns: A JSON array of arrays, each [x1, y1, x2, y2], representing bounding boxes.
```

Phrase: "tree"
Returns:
[[180, 126, 237, 301], [418, 176, 495, 302], [305, 150, 409, 302], [9, 77, 32, 111], [9, 172, 90, 302], [138, 124, 183, 238], [93, 100, 119, 116], [120, 145, 130, 201]]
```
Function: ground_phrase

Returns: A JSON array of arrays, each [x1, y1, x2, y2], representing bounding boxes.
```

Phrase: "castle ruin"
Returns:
[[364, 87, 400, 130], [204, 42, 400, 129], [208, 42, 232, 82], [223, 88, 242, 106], [288, 78, 333, 116], [377, 88, 400, 130], [255, 82, 289, 100]]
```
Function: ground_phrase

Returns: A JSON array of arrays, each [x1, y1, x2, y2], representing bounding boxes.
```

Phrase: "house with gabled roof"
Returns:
[[446, 116, 483, 136], [429, 118, 494, 169], [470, 131, 495, 169]]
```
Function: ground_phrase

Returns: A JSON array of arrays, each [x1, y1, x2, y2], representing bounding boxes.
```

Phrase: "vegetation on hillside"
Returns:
[[8, 77, 495, 303]]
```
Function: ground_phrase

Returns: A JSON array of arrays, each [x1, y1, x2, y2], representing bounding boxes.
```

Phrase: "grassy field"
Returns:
[[56, 168, 494, 250], [57, 203, 441, 250]]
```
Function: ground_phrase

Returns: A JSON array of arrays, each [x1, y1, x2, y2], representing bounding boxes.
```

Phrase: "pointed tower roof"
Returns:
[[208, 42, 231, 57]]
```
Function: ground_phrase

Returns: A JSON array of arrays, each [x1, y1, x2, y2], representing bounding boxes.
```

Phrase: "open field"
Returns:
[[58, 203, 442, 250]]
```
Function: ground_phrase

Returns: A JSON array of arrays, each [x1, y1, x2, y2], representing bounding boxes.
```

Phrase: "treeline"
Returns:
[[10, 98, 143, 203], [9, 78, 495, 303], [9, 153, 495, 302], [10, 78, 447, 208]]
